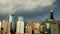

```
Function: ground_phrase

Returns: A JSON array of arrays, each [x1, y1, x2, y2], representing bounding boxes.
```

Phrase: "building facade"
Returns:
[[16, 16, 24, 34], [0, 21, 1, 30], [2, 20, 11, 34], [33, 22, 41, 34], [55, 20, 60, 34], [51, 24, 59, 34], [25, 21, 32, 34], [9, 14, 16, 34]]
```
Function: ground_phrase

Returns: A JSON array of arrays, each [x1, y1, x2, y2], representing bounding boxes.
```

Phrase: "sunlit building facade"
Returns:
[[33, 22, 41, 34], [2, 20, 11, 34], [16, 16, 24, 34]]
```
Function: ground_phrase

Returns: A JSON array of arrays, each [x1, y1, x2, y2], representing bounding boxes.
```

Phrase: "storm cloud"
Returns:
[[0, 0, 53, 14], [0, 0, 56, 20]]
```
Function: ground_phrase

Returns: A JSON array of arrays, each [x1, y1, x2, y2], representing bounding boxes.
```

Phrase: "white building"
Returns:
[[16, 16, 24, 34], [46, 23, 50, 29], [0, 21, 1, 30]]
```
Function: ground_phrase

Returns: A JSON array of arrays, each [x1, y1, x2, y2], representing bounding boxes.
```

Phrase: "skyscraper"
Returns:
[[16, 16, 24, 34], [9, 14, 16, 34]]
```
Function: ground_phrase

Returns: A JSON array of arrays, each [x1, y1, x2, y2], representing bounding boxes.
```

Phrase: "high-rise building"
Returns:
[[2, 20, 11, 34], [25, 21, 32, 34], [9, 14, 16, 33], [16, 16, 24, 34], [33, 21, 41, 34]]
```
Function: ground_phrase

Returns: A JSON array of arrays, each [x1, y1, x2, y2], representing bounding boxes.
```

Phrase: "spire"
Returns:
[[50, 9, 54, 19]]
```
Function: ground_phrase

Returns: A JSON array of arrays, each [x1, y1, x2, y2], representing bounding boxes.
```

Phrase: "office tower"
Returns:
[[2, 20, 11, 34], [9, 14, 16, 34], [33, 21, 40, 34], [16, 16, 24, 34], [25, 21, 32, 34]]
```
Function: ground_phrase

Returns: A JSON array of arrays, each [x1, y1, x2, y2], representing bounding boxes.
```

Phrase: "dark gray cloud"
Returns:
[[0, 0, 53, 14], [0, 0, 56, 20]]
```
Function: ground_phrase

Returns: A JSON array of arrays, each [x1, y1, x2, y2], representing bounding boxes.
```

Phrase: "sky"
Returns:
[[0, 0, 60, 21]]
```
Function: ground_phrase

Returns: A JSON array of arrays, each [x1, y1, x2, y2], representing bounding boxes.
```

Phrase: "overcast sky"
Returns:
[[0, 0, 60, 21]]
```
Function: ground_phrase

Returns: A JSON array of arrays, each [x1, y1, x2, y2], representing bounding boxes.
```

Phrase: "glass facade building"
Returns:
[[9, 14, 16, 34]]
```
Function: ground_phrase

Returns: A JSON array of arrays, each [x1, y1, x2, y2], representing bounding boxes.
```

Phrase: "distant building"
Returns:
[[0, 21, 1, 34], [55, 20, 60, 34], [25, 21, 32, 34], [9, 14, 16, 33], [51, 24, 59, 34], [40, 20, 45, 34], [0, 21, 1, 30], [2, 20, 11, 34], [55, 20, 60, 24], [33, 21, 41, 34], [44, 9, 59, 34], [16, 16, 24, 34]]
